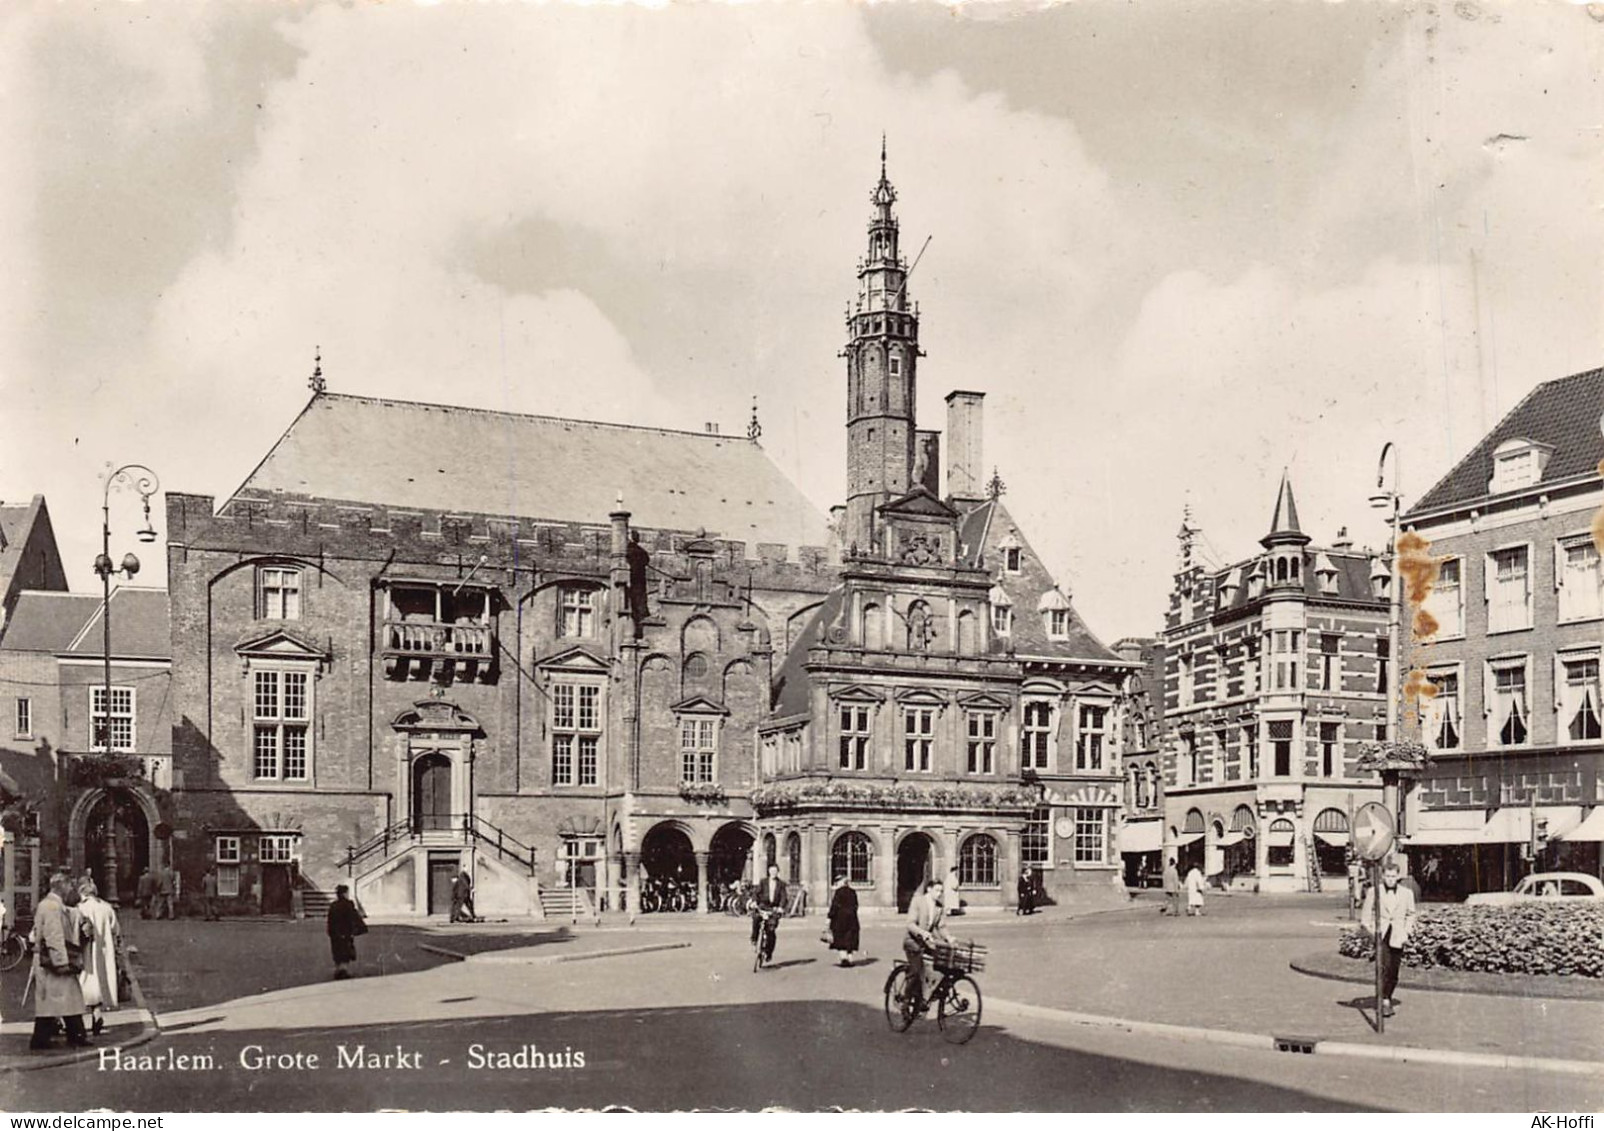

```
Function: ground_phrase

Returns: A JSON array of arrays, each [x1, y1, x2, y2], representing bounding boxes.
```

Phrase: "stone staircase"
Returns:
[[537, 886, 592, 920], [300, 888, 334, 918]]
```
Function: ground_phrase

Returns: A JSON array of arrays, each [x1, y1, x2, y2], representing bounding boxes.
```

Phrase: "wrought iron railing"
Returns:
[[340, 813, 536, 877]]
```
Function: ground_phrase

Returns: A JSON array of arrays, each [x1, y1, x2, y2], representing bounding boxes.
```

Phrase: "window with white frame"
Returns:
[[259, 834, 298, 864], [1075, 703, 1108, 771], [15, 696, 30, 738], [1244, 637, 1261, 694], [1270, 630, 1301, 691], [1046, 608, 1070, 638], [557, 586, 596, 638], [1424, 557, 1464, 638], [90, 686, 135, 752], [1178, 652, 1195, 708], [251, 668, 310, 780], [215, 836, 241, 897], [1486, 546, 1532, 633], [1073, 808, 1108, 865], [1423, 669, 1461, 752], [1243, 724, 1259, 779], [1488, 659, 1529, 746], [959, 834, 999, 885], [965, 711, 997, 774], [551, 682, 601, 786], [903, 707, 934, 772], [1557, 538, 1603, 624], [1004, 546, 1022, 573], [784, 731, 802, 774], [1490, 442, 1545, 493], [838, 704, 871, 771], [1559, 653, 1602, 742], [678, 715, 718, 783], [991, 604, 1012, 635], [1022, 806, 1051, 869], [1182, 733, 1198, 785], [1021, 701, 1052, 771], [831, 831, 873, 885], [257, 566, 302, 620]]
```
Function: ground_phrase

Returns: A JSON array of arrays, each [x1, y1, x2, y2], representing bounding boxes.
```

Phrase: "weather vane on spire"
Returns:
[[748, 396, 762, 441], [308, 347, 326, 395], [987, 467, 1007, 500], [881, 132, 887, 179]]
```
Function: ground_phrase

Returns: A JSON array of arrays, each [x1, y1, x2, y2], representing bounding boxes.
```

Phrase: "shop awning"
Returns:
[[1479, 806, 1583, 844], [1215, 831, 1249, 847], [1169, 831, 1205, 847], [1404, 810, 1488, 846], [1266, 828, 1296, 847], [1119, 821, 1163, 854], [1559, 807, 1604, 842], [1314, 830, 1350, 846]]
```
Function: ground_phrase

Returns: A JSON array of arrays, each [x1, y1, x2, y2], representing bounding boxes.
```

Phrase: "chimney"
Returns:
[[945, 390, 985, 505], [704, 422, 720, 435], [916, 430, 941, 496]]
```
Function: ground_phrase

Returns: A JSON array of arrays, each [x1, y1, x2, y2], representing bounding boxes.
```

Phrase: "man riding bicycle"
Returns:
[[750, 864, 787, 955], [903, 877, 951, 1013]]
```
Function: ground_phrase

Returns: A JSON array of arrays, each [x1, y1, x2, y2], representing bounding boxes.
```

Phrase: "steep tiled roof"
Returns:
[[3, 588, 169, 658], [2, 592, 101, 652], [0, 495, 68, 613], [1207, 550, 1379, 612], [1409, 367, 1604, 516], [231, 393, 832, 550], [1263, 473, 1309, 544]]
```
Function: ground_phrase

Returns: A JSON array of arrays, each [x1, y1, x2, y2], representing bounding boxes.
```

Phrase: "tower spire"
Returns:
[[308, 347, 326, 395], [748, 395, 762, 440]]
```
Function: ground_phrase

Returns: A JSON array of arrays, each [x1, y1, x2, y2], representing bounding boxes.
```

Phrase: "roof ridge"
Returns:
[[315, 391, 760, 445]]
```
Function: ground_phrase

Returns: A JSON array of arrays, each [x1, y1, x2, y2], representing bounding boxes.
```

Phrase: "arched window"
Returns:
[[1134, 767, 1149, 809], [862, 603, 883, 650], [1267, 818, 1296, 868], [831, 831, 873, 885], [762, 832, 777, 871], [786, 832, 802, 884], [683, 653, 709, 680], [959, 834, 999, 887]]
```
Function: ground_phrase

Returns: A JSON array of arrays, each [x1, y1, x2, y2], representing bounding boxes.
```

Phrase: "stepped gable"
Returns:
[[229, 392, 832, 550], [1410, 366, 1604, 516]]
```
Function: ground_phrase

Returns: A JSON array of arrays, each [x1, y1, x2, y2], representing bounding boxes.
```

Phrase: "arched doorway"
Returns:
[[83, 789, 150, 906], [411, 752, 453, 832], [897, 831, 937, 912], [641, 823, 697, 910], [708, 823, 755, 894]]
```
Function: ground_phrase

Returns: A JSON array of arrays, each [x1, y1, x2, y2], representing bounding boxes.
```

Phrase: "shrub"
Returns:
[[1339, 903, 1604, 978]]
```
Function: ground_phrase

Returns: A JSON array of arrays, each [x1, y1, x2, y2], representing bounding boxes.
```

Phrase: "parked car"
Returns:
[[1464, 872, 1604, 906]]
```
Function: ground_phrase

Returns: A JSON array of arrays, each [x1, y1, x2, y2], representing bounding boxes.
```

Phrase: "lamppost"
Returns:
[[90, 464, 160, 900], [1368, 441, 1403, 746]]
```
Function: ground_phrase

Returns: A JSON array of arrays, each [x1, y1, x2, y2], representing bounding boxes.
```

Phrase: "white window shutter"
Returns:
[[1554, 540, 1565, 591], [1483, 553, 1493, 604], [1554, 654, 1564, 714]]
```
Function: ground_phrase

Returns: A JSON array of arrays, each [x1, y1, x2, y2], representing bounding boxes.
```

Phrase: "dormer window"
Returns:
[[1047, 609, 1070, 637], [1488, 438, 1553, 495], [1004, 546, 1022, 573], [1314, 552, 1339, 596], [989, 585, 1013, 635], [1038, 587, 1072, 639]]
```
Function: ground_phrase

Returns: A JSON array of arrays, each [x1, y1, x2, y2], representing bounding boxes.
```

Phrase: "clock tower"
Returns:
[[842, 140, 922, 557]]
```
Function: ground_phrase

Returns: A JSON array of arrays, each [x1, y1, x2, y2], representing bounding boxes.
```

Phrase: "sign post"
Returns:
[[1352, 801, 1397, 1034]]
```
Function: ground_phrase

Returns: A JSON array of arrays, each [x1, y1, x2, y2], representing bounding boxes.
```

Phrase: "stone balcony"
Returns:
[[381, 620, 496, 683]]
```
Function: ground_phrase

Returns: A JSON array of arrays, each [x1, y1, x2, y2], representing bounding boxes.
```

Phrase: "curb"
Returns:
[[5, 961, 161, 1074], [987, 998, 1604, 1080], [1288, 954, 1604, 1004], [466, 941, 693, 965]]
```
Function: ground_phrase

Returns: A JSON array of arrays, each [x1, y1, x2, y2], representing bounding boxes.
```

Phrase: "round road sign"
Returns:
[[1352, 802, 1396, 861]]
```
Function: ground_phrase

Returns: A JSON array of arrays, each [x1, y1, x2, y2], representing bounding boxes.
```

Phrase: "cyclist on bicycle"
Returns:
[[750, 864, 787, 951], [903, 877, 951, 1013]]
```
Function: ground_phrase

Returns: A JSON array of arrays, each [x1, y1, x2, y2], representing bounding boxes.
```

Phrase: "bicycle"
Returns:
[[883, 939, 985, 1044], [751, 906, 781, 971], [0, 923, 31, 973]]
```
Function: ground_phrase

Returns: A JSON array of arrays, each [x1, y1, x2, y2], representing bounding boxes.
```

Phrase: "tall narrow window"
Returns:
[[1183, 733, 1198, 785], [1072, 809, 1108, 865], [1243, 725, 1259, 779], [90, 686, 136, 752], [1560, 655, 1602, 742], [251, 670, 308, 780], [839, 705, 871, 771], [552, 683, 601, 786], [1004, 547, 1022, 572], [1490, 661, 1529, 746], [1558, 540, 1603, 623], [1318, 634, 1341, 692], [558, 587, 596, 638], [1424, 670, 1461, 751], [1319, 722, 1339, 777], [1376, 637, 1390, 697], [1022, 806, 1051, 869], [903, 708, 934, 772], [15, 697, 30, 738], [1270, 719, 1294, 776], [1075, 704, 1107, 771], [1178, 653, 1195, 708], [679, 716, 717, 783], [1271, 631, 1301, 691], [258, 567, 302, 620], [1487, 547, 1532, 633], [1021, 701, 1052, 771], [966, 712, 997, 774], [1424, 557, 1464, 638], [959, 834, 1000, 885]]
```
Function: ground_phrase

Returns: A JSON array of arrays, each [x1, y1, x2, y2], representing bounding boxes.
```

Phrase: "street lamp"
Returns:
[[91, 465, 160, 759], [1369, 442, 1403, 744]]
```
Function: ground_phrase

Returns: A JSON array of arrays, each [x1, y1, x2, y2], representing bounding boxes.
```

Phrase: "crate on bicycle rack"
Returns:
[[931, 940, 986, 974]]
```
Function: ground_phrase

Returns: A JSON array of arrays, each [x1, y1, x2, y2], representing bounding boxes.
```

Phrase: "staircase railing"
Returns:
[[338, 813, 538, 877]]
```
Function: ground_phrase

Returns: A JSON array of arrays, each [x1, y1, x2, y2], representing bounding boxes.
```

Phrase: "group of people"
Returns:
[[1161, 856, 1210, 917], [26, 872, 124, 1051], [133, 865, 179, 920]]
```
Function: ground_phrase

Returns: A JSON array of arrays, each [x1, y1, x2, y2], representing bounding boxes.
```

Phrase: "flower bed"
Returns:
[[1339, 903, 1604, 978]]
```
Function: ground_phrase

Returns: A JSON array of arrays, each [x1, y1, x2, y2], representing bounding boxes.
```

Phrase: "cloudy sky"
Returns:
[[1, 0, 1599, 642]]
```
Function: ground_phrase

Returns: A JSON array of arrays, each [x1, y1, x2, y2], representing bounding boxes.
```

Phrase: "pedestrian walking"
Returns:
[[326, 884, 367, 980], [154, 865, 176, 920], [1184, 864, 1207, 917], [450, 869, 475, 923], [200, 867, 221, 921], [1162, 855, 1182, 916], [826, 874, 860, 966], [30, 873, 91, 1049], [1017, 865, 1035, 915], [1359, 857, 1417, 1019], [136, 868, 155, 919], [76, 878, 121, 1036]]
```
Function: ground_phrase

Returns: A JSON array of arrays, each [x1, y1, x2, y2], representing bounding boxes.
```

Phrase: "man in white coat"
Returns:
[[31, 872, 91, 1049], [76, 877, 121, 1035], [1359, 857, 1417, 1018]]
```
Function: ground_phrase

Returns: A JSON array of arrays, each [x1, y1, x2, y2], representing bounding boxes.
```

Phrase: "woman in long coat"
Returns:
[[76, 877, 121, 1034], [326, 884, 366, 980], [826, 874, 860, 967]]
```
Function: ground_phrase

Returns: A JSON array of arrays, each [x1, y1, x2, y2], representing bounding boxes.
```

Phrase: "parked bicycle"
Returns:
[[0, 920, 32, 973], [884, 939, 985, 1044]]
